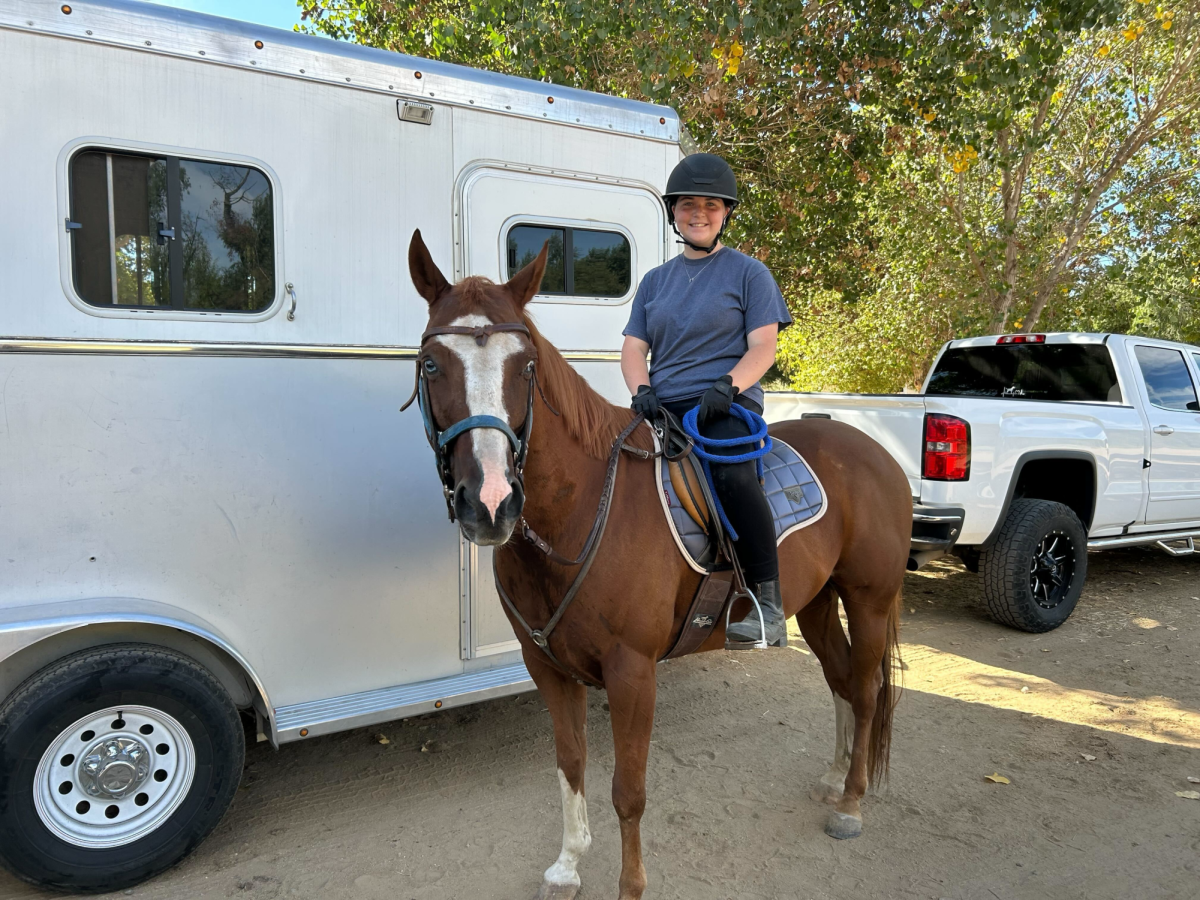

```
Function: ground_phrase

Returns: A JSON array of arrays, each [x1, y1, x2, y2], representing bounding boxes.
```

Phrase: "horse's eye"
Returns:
[[422, 358, 439, 375]]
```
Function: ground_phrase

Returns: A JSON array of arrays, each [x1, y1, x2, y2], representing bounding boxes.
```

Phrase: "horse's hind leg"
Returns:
[[525, 655, 591, 900], [796, 585, 854, 805], [825, 585, 898, 840]]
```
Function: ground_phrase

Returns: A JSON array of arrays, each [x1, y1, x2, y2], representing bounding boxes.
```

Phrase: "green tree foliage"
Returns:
[[300, 0, 1197, 392]]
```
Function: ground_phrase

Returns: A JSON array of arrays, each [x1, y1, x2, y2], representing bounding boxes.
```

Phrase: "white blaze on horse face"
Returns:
[[542, 768, 591, 889], [433, 314, 523, 522]]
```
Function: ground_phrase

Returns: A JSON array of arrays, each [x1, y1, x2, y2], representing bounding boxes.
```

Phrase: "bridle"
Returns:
[[400, 321, 542, 522]]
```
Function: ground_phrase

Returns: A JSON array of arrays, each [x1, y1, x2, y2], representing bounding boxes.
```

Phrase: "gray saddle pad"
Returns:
[[656, 436, 827, 573]]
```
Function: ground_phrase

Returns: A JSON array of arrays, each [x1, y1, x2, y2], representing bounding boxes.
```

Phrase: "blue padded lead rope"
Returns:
[[681, 404, 772, 541]]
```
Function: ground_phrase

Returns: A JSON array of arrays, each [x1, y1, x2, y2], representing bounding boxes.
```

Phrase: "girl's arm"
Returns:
[[621, 335, 652, 395], [728, 323, 779, 392]]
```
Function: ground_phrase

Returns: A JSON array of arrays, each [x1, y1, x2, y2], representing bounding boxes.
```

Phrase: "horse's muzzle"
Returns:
[[454, 476, 525, 545]]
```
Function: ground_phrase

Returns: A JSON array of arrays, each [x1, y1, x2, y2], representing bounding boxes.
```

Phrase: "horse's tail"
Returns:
[[868, 588, 903, 785]]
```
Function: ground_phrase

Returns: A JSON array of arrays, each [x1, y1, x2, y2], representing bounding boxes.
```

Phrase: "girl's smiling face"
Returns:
[[673, 195, 728, 248]]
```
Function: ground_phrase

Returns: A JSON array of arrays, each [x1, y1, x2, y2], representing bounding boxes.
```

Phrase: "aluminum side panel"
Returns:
[[0, 353, 462, 707]]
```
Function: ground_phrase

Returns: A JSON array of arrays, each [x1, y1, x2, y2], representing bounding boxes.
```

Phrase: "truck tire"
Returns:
[[0, 644, 245, 893], [980, 499, 1088, 632]]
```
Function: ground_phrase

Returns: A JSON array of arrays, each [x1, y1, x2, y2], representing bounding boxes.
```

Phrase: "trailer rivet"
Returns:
[[86, 29, 92, 34], [414, 71, 422, 79], [145, 40, 152, 46], [254, 40, 263, 49], [199, 50, 205, 55], [434, 701, 443, 709], [61, 4, 71, 13], [299, 729, 309, 737]]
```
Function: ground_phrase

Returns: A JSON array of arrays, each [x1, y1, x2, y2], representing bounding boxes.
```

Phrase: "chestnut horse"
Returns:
[[406, 230, 911, 900]]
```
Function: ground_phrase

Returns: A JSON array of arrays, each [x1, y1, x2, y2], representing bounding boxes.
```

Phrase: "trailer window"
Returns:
[[68, 149, 274, 312], [1135, 345, 1199, 412], [506, 224, 630, 298], [926, 344, 1120, 402]]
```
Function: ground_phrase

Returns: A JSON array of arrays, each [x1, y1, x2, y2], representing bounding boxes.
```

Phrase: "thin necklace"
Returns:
[[682, 249, 720, 285]]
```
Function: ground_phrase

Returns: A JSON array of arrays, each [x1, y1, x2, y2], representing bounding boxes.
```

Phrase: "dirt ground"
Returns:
[[3, 548, 1198, 900]]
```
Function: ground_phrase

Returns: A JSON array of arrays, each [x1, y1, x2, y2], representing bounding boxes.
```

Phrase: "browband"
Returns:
[[421, 322, 531, 347]]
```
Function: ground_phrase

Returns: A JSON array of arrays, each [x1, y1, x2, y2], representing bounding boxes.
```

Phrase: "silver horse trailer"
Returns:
[[0, 0, 679, 889]]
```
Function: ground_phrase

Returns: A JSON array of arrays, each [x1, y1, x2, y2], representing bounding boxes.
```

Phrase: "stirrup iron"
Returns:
[[724, 586, 769, 650]]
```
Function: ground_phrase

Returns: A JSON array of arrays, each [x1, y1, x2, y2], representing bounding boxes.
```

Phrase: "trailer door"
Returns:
[[457, 163, 665, 658]]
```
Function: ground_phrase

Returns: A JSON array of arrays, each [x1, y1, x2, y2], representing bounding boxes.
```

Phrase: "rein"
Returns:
[[493, 413, 647, 688]]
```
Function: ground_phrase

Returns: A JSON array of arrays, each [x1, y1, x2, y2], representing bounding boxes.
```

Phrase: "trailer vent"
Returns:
[[398, 100, 434, 125]]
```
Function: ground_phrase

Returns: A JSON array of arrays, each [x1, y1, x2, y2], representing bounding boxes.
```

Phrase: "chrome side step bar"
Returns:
[[274, 662, 534, 743], [1087, 529, 1200, 555]]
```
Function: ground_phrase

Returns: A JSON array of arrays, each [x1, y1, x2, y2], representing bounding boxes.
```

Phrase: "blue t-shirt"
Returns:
[[622, 247, 792, 408]]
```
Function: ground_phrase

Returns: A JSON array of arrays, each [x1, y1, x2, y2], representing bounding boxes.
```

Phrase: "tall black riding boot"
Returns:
[[725, 578, 787, 648]]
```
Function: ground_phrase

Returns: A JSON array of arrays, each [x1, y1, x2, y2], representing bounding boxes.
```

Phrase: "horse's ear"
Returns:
[[504, 240, 548, 309], [408, 229, 452, 306]]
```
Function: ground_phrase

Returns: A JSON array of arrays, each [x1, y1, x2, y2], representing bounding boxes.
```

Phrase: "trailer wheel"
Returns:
[[980, 499, 1088, 632], [0, 644, 244, 893]]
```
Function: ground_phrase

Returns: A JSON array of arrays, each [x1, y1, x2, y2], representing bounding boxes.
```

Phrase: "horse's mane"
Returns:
[[523, 313, 655, 460]]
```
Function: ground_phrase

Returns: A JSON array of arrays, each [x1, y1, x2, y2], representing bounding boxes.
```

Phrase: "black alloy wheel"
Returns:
[[1029, 530, 1076, 609], [980, 499, 1089, 632]]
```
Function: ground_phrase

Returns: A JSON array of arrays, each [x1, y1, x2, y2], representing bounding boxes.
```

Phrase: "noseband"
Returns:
[[400, 322, 540, 521]]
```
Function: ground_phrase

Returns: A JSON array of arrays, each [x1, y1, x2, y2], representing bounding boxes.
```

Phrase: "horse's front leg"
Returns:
[[603, 645, 657, 900], [525, 654, 591, 900]]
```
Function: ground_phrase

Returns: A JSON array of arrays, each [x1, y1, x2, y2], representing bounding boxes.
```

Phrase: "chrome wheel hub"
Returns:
[[34, 705, 196, 849], [79, 736, 152, 799]]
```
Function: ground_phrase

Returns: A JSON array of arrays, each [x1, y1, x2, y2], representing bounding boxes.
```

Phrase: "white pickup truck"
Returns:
[[764, 332, 1200, 632]]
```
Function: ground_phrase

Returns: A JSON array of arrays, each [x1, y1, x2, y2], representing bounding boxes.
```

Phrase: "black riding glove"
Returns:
[[631, 384, 660, 419], [698, 375, 738, 427]]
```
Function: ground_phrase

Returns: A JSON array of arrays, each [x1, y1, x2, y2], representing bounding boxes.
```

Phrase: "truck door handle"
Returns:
[[1153, 424, 1175, 436]]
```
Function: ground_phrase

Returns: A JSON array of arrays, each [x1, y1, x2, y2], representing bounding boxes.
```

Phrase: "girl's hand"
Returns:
[[698, 375, 737, 426], [631, 385, 660, 418]]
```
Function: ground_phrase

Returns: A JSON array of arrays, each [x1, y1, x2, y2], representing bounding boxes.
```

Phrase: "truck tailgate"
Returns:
[[763, 392, 926, 498]]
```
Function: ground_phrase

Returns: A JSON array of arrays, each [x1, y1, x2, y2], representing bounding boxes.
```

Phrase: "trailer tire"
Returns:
[[0, 644, 244, 893], [980, 499, 1088, 632]]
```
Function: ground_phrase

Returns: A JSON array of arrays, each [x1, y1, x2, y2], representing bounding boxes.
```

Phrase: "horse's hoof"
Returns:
[[534, 882, 581, 900], [824, 810, 863, 840], [810, 781, 844, 805]]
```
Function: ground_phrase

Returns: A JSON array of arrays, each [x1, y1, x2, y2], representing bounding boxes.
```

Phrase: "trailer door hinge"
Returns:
[[1143, 458, 1152, 469]]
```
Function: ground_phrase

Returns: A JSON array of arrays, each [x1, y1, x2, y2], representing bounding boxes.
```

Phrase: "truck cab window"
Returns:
[[69, 149, 275, 312], [1135, 345, 1200, 411], [506, 224, 630, 298], [925, 344, 1119, 402]]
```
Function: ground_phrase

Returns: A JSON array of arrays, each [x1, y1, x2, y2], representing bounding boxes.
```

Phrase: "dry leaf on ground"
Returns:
[[1080, 753, 1097, 761], [1174, 791, 1200, 800], [985, 773, 1011, 784], [1188, 776, 1200, 784], [374, 733, 390, 745]]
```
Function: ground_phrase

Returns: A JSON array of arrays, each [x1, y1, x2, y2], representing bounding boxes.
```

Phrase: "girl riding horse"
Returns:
[[404, 156, 910, 899], [621, 153, 791, 647]]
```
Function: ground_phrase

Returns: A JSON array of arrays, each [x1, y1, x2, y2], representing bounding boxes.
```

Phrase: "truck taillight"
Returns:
[[923, 413, 971, 481], [996, 333, 1045, 344]]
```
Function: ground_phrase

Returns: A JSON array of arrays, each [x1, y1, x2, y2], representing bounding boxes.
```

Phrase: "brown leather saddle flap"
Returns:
[[668, 456, 712, 532], [661, 570, 734, 660]]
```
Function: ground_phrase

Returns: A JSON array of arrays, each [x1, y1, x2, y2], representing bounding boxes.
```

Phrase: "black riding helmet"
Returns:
[[663, 153, 738, 254]]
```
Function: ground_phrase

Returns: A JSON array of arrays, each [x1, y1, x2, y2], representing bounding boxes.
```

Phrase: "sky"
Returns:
[[144, 0, 304, 33]]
